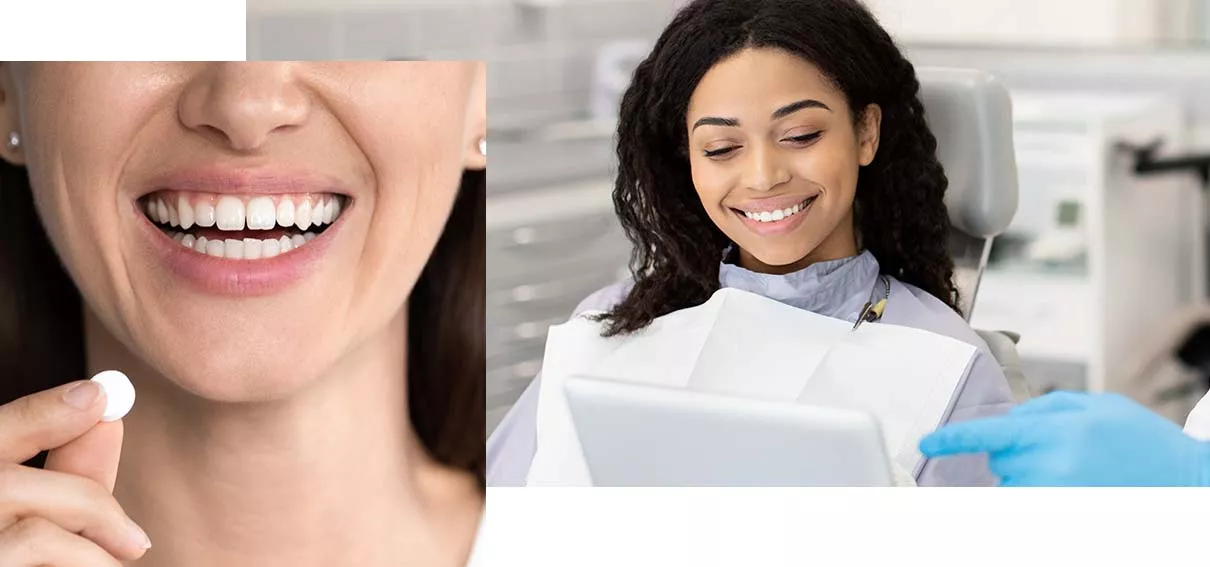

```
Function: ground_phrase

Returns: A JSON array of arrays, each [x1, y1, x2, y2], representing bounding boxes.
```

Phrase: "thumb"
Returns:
[[44, 419, 125, 492]]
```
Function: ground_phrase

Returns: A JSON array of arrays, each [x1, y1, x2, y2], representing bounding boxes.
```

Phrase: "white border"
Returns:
[[476, 487, 1208, 567], [1, 0, 245, 60]]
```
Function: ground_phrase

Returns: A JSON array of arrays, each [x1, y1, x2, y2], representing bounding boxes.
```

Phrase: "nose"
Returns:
[[178, 63, 311, 152], [741, 142, 791, 193]]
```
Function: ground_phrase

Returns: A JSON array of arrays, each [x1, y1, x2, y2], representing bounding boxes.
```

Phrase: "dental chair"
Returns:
[[917, 68, 1030, 402]]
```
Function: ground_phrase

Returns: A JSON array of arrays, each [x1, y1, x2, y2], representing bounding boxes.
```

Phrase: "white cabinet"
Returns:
[[970, 91, 1205, 410], [485, 180, 626, 432]]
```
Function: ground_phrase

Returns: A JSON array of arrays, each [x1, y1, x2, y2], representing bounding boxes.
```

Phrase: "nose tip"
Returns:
[[744, 147, 791, 192], [202, 97, 307, 151], [178, 63, 311, 152]]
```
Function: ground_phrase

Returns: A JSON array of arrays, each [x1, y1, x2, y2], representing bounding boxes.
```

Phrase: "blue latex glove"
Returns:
[[919, 391, 1210, 486]]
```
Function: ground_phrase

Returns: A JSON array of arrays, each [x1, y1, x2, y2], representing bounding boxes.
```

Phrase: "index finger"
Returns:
[[919, 414, 1036, 458], [0, 381, 108, 464]]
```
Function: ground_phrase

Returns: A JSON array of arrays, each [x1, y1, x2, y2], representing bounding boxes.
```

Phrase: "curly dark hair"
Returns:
[[600, 0, 958, 336]]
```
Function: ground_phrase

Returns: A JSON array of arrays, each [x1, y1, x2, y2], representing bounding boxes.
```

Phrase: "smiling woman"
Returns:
[[0, 62, 484, 567], [487, 0, 1017, 489]]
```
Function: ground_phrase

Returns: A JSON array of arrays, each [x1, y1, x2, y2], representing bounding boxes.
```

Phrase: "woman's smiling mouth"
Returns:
[[141, 191, 348, 259], [134, 166, 355, 296], [733, 195, 816, 223], [730, 195, 817, 236]]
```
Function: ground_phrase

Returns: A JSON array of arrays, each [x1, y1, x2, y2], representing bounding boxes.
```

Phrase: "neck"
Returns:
[[85, 308, 481, 567], [738, 214, 858, 275]]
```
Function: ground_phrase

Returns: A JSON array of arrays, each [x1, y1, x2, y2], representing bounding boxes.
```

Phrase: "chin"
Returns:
[[152, 339, 325, 404], [740, 241, 820, 269], [752, 249, 811, 268]]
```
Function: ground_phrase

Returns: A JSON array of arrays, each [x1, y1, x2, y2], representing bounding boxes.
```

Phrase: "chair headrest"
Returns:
[[916, 68, 1019, 238]]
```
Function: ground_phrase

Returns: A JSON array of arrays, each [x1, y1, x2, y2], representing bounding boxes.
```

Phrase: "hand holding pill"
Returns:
[[0, 370, 151, 564]]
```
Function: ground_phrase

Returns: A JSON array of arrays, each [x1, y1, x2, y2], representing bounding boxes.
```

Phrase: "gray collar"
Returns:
[[717, 250, 881, 321]]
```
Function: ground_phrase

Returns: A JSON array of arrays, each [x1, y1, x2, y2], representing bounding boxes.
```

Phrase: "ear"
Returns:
[[0, 63, 25, 167], [462, 62, 486, 171], [856, 103, 881, 167]]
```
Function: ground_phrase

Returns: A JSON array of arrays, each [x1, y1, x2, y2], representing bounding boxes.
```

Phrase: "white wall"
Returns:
[[863, 0, 1167, 47], [248, 0, 498, 12], [248, 0, 620, 14]]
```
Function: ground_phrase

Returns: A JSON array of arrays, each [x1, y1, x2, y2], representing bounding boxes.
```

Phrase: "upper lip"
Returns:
[[137, 165, 353, 199], [730, 194, 816, 214]]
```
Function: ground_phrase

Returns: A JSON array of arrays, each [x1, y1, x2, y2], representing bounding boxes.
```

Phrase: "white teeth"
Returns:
[[262, 238, 281, 258], [171, 231, 318, 259], [178, 196, 194, 230], [151, 194, 337, 258], [246, 197, 276, 231], [155, 200, 169, 224], [295, 199, 312, 231], [307, 199, 320, 227], [215, 196, 245, 231], [243, 238, 263, 260], [316, 197, 329, 226], [312, 198, 325, 227], [205, 239, 224, 258], [324, 198, 337, 224], [224, 239, 244, 260], [276, 198, 295, 229], [744, 199, 812, 223], [195, 201, 216, 228], [148, 195, 344, 230]]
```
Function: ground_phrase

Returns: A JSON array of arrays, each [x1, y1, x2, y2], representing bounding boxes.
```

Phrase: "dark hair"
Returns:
[[0, 160, 485, 486], [602, 0, 957, 336]]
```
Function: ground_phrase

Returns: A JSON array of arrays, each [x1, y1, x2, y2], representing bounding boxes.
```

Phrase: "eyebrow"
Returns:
[[691, 99, 832, 131]]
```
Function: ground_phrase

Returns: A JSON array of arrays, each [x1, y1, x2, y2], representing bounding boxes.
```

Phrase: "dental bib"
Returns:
[[527, 287, 976, 486]]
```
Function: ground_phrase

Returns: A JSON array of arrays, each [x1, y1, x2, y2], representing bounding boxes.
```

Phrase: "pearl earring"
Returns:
[[478, 137, 486, 157], [4, 131, 18, 152]]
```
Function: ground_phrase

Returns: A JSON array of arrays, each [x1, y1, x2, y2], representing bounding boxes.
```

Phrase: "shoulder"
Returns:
[[885, 278, 1016, 410], [570, 278, 635, 317], [883, 278, 990, 353]]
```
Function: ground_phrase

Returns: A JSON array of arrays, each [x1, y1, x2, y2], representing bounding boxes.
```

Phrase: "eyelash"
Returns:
[[702, 132, 822, 158]]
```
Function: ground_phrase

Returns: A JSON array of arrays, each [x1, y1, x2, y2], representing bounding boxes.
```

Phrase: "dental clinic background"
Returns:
[[247, 0, 1210, 433], [9, 0, 1210, 565]]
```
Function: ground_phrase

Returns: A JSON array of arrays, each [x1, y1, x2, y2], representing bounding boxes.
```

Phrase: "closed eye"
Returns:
[[703, 146, 739, 158], [784, 132, 822, 144]]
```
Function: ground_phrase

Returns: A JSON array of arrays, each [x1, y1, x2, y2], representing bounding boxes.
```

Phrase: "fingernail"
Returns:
[[62, 381, 101, 410], [127, 518, 152, 550]]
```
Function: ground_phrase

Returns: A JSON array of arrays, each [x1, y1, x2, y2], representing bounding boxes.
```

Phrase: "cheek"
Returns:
[[354, 120, 465, 311], [20, 96, 156, 301], [367, 168, 460, 285], [689, 160, 735, 210], [794, 142, 860, 205]]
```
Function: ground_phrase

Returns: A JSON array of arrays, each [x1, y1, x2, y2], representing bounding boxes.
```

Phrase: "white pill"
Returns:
[[90, 370, 135, 422]]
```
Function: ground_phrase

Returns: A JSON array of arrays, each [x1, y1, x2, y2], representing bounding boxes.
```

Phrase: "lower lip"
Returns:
[[135, 205, 345, 297], [735, 198, 814, 236]]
